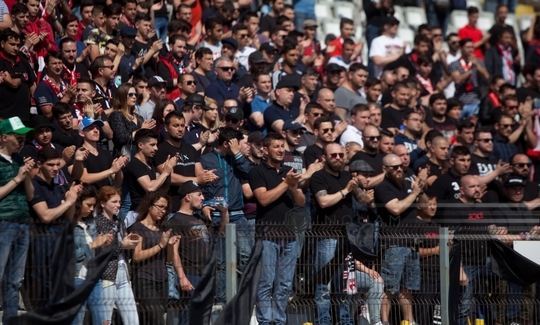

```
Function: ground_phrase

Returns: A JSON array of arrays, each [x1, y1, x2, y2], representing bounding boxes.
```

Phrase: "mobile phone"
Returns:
[[534, 98, 540, 109]]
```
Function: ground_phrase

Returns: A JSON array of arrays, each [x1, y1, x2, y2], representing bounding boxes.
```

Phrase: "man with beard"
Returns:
[[137, 76, 167, 120], [380, 81, 413, 132], [374, 154, 427, 325], [378, 129, 395, 155], [310, 142, 376, 325], [470, 127, 503, 177], [156, 35, 190, 100], [282, 119, 306, 173], [394, 111, 422, 153], [453, 120, 476, 151], [53, 38, 90, 85], [124, 129, 178, 226], [350, 125, 385, 174], [154, 111, 218, 212], [493, 113, 518, 163], [385, 34, 433, 79], [417, 136, 449, 186], [298, 102, 324, 153], [174, 74, 197, 110], [304, 116, 334, 167], [430, 93, 457, 140], [393, 144, 414, 183], [322, 64, 344, 91], [510, 154, 540, 209]]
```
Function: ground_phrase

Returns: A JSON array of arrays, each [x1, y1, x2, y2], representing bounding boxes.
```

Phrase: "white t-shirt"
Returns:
[[235, 46, 256, 71], [369, 35, 411, 78], [444, 51, 461, 99]]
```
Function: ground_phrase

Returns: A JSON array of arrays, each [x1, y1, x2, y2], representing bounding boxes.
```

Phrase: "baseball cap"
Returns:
[[0, 117, 33, 135], [275, 75, 301, 90], [325, 63, 344, 73], [78, 116, 105, 132], [303, 19, 318, 29], [226, 106, 244, 121], [178, 180, 201, 199], [222, 37, 238, 51], [248, 51, 266, 64], [185, 94, 212, 110], [349, 160, 376, 174], [259, 42, 276, 53], [120, 26, 136, 37], [30, 115, 53, 131], [148, 76, 166, 88], [282, 119, 306, 131], [248, 131, 264, 143], [504, 175, 526, 188]]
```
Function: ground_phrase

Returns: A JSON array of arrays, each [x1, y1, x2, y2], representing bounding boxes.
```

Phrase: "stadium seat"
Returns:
[[334, 1, 356, 20], [477, 12, 495, 33], [466, 0, 483, 11], [323, 19, 342, 36], [315, 3, 334, 20], [397, 28, 415, 45], [393, 6, 406, 25], [505, 13, 519, 33], [355, 25, 364, 43], [450, 10, 469, 30], [519, 14, 534, 32], [404, 6, 427, 30]]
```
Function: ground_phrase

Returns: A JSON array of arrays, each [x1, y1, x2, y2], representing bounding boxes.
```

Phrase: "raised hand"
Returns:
[[74, 147, 89, 162], [159, 229, 172, 248]]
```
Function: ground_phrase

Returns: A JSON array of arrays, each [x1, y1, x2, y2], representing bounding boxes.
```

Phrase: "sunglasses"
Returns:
[[288, 130, 302, 136], [364, 135, 381, 141], [127, 92, 137, 97], [328, 152, 345, 159], [219, 66, 235, 72], [385, 164, 403, 171], [186, 80, 197, 85], [449, 41, 459, 45], [225, 116, 239, 123], [101, 65, 114, 70], [512, 163, 532, 168], [477, 138, 493, 143], [311, 112, 322, 117], [322, 128, 334, 134]]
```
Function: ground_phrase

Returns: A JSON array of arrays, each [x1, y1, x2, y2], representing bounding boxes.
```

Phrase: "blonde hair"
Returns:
[[201, 96, 220, 130]]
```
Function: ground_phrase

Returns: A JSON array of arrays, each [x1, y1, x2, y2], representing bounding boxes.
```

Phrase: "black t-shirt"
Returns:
[[404, 217, 440, 283], [248, 161, 297, 225], [427, 169, 463, 203], [259, 14, 277, 34], [380, 105, 412, 130], [167, 212, 211, 276], [418, 159, 445, 179], [83, 147, 114, 188], [303, 144, 323, 167], [192, 71, 211, 94], [432, 117, 457, 140], [41, 62, 90, 85], [374, 177, 417, 226], [128, 221, 167, 282], [0, 54, 36, 123], [52, 129, 83, 148], [131, 37, 158, 78], [490, 202, 538, 231], [350, 151, 384, 174], [469, 153, 498, 176], [523, 181, 540, 201], [310, 169, 354, 224], [154, 140, 200, 211], [125, 158, 158, 211], [283, 150, 304, 173]]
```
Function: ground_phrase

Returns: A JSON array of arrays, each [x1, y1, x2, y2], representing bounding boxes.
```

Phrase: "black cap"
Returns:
[[259, 42, 276, 53], [325, 63, 345, 73], [384, 16, 400, 26], [248, 131, 264, 143], [120, 26, 137, 37], [30, 115, 53, 131], [275, 75, 301, 90], [504, 175, 526, 188], [185, 94, 212, 110], [248, 51, 266, 64], [350, 160, 376, 173], [222, 37, 238, 51], [178, 181, 201, 199], [226, 106, 244, 121], [282, 119, 306, 131]]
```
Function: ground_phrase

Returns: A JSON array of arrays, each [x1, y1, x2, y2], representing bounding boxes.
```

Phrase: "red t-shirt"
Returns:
[[328, 37, 344, 58], [458, 25, 484, 60]]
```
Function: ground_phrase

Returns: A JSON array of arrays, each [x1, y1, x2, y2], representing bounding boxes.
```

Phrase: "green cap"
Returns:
[[0, 117, 33, 135]]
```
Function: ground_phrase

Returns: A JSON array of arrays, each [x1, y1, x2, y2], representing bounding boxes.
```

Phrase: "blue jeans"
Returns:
[[154, 17, 169, 43], [256, 239, 298, 325], [460, 102, 480, 121], [366, 24, 381, 77], [315, 238, 353, 325], [381, 247, 420, 293], [294, 12, 316, 32], [356, 271, 384, 325], [72, 278, 108, 325], [426, 5, 450, 36], [119, 182, 131, 220], [0, 222, 29, 323], [458, 261, 491, 325], [214, 214, 252, 304], [102, 263, 138, 325]]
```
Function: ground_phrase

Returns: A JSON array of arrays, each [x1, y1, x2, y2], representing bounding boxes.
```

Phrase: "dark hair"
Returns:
[[263, 132, 284, 147], [418, 23, 432, 34], [457, 119, 475, 131], [523, 63, 538, 78], [205, 16, 223, 31], [103, 3, 122, 16], [380, 128, 394, 138], [393, 81, 409, 92], [134, 129, 158, 148], [270, 25, 286, 37], [429, 93, 447, 106], [163, 109, 184, 126], [365, 76, 382, 90], [253, 72, 271, 83], [220, 0, 235, 13], [497, 113, 513, 124], [343, 38, 355, 47], [305, 102, 323, 114], [52, 102, 73, 119], [413, 34, 430, 45], [135, 191, 171, 226], [474, 126, 492, 140], [349, 62, 368, 73], [0, 29, 21, 42], [75, 185, 98, 220], [61, 14, 79, 30], [37, 147, 60, 164], [169, 34, 187, 45], [404, 111, 422, 121], [446, 32, 458, 41], [314, 116, 333, 130], [77, 77, 96, 91], [105, 38, 119, 47], [168, 20, 186, 35], [90, 55, 114, 76], [451, 145, 471, 159], [45, 51, 62, 65], [135, 12, 151, 23], [351, 103, 369, 116], [153, 98, 179, 129], [276, 15, 291, 26], [59, 37, 77, 51], [425, 129, 444, 145], [195, 47, 212, 60], [132, 73, 148, 85], [218, 127, 243, 146], [243, 11, 258, 22], [417, 55, 433, 66], [459, 37, 473, 47], [281, 39, 297, 55], [490, 74, 505, 86], [123, 0, 137, 6], [80, 0, 94, 11], [11, 3, 29, 16], [447, 97, 463, 109], [302, 67, 318, 78], [499, 83, 515, 94], [232, 23, 248, 34], [467, 6, 479, 15], [340, 18, 354, 29]]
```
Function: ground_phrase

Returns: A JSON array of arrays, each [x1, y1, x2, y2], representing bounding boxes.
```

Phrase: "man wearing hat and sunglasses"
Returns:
[[264, 75, 305, 133]]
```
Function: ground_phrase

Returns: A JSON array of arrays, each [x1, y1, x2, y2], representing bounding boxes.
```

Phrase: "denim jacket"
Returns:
[[74, 217, 98, 276]]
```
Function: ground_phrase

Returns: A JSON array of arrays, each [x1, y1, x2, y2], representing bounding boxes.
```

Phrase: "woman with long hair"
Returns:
[[109, 83, 156, 156], [129, 192, 179, 325], [151, 98, 177, 143], [72, 185, 112, 325], [95, 186, 141, 325], [200, 96, 221, 131]]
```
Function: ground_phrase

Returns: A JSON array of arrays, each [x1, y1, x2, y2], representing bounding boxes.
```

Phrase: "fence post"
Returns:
[[225, 223, 237, 303], [439, 227, 450, 325]]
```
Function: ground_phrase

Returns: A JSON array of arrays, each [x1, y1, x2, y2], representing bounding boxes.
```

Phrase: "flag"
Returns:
[[9, 222, 115, 325], [213, 238, 263, 325], [188, 248, 216, 325], [490, 239, 540, 286]]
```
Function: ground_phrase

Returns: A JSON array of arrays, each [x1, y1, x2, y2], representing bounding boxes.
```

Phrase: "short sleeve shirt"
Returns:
[[124, 158, 157, 211]]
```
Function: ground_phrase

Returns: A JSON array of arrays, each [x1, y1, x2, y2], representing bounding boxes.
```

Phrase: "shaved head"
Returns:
[[383, 153, 401, 166]]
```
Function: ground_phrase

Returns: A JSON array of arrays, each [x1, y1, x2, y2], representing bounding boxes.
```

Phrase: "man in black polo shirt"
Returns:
[[350, 125, 385, 174], [429, 146, 472, 202], [248, 132, 305, 325], [417, 136, 449, 186], [282, 119, 306, 173], [470, 127, 500, 176], [263, 75, 304, 133], [154, 111, 218, 212], [304, 116, 334, 167], [0, 29, 36, 123]]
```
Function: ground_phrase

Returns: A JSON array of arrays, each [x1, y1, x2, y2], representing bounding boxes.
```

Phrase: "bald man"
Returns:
[[350, 125, 385, 174], [393, 144, 414, 183], [316, 88, 338, 118], [417, 136, 450, 186], [375, 154, 427, 325]]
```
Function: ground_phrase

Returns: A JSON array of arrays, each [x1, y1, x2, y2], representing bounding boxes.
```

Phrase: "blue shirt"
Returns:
[[34, 80, 62, 112], [249, 95, 271, 134], [493, 134, 517, 163], [204, 79, 240, 109], [263, 101, 300, 132]]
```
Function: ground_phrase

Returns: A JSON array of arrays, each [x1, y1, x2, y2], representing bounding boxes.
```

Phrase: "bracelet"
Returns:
[[12, 179, 20, 185], [158, 243, 164, 249], [339, 190, 346, 199]]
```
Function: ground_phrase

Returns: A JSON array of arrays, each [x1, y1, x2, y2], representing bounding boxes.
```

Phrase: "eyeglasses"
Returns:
[[127, 92, 137, 97], [364, 135, 381, 141], [153, 204, 167, 211], [101, 65, 114, 70], [477, 138, 493, 143], [328, 152, 345, 159], [500, 124, 513, 129], [512, 163, 532, 168], [288, 130, 302, 136], [322, 128, 334, 134], [186, 80, 197, 85], [218, 66, 235, 72], [384, 164, 403, 171], [225, 116, 239, 123]]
